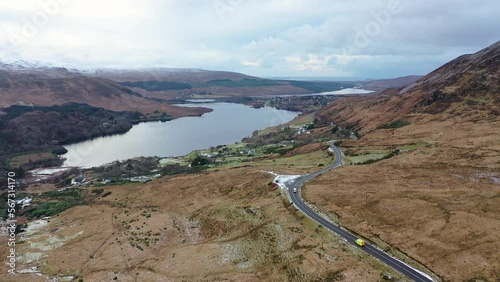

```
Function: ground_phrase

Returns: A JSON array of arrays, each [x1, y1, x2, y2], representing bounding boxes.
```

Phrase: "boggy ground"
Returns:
[[1, 168, 408, 282], [304, 114, 500, 282]]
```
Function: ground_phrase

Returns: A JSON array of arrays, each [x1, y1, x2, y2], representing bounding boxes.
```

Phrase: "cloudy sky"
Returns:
[[0, 0, 498, 78]]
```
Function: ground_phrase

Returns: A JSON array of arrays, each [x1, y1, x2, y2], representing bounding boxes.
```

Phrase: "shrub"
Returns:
[[355, 149, 401, 165], [161, 164, 205, 176], [190, 156, 210, 167], [382, 120, 410, 129], [40, 189, 82, 201], [26, 202, 77, 219]]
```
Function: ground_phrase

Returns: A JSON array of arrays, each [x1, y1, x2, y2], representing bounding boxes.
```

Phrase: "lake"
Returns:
[[272, 88, 374, 98], [61, 102, 299, 168]]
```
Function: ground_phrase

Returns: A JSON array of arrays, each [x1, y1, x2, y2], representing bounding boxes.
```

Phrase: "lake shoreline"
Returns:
[[61, 102, 300, 168]]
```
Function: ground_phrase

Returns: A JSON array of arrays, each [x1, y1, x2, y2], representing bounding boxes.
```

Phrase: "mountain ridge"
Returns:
[[0, 62, 210, 118], [317, 41, 500, 131]]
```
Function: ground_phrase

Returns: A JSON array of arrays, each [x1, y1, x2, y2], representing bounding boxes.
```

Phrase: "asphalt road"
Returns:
[[283, 142, 434, 282]]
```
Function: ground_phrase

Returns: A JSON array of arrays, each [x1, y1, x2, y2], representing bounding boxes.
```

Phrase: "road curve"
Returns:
[[282, 142, 434, 282]]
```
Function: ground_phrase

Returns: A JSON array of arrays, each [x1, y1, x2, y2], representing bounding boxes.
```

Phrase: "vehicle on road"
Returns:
[[293, 188, 297, 193], [355, 239, 365, 247]]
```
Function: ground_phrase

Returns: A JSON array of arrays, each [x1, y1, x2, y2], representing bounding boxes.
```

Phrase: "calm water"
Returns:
[[273, 88, 374, 98], [62, 102, 298, 167]]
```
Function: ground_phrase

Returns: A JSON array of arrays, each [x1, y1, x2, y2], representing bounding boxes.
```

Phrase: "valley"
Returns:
[[1, 41, 499, 282]]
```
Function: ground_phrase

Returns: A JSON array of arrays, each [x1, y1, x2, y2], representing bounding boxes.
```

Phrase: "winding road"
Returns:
[[279, 142, 434, 282]]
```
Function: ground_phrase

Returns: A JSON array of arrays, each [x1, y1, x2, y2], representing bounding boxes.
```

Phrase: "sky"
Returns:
[[0, 0, 499, 79]]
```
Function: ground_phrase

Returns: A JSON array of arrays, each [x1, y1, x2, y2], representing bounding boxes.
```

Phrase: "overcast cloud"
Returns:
[[0, 0, 498, 78]]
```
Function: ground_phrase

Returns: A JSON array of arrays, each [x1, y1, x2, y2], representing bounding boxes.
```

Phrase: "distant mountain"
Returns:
[[89, 68, 320, 99], [316, 41, 500, 131], [0, 62, 358, 103], [0, 59, 54, 70], [0, 60, 414, 112], [88, 67, 258, 83], [0, 62, 209, 118]]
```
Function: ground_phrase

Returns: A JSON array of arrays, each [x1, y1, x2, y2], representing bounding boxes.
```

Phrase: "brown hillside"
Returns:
[[90, 68, 258, 83], [0, 67, 209, 117], [0, 169, 400, 281], [317, 41, 500, 132], [307, 42, 500, 281]]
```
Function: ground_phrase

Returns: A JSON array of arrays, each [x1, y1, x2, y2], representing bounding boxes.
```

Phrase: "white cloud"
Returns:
[[0, 0, 498, 78], [241, 59, 261, 67]]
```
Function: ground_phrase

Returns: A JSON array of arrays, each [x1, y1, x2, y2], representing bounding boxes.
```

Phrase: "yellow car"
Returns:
[[355, 239, 365, 247]]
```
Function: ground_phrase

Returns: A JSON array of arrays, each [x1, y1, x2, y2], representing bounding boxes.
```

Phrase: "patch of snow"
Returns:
[[257, 170, 277, 176], [18, 252, 46, 264], [30, 167, 71, 175], [30, 230, 84, 251], [18, 266, 41, 274], [24, 219, 50, 236]]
